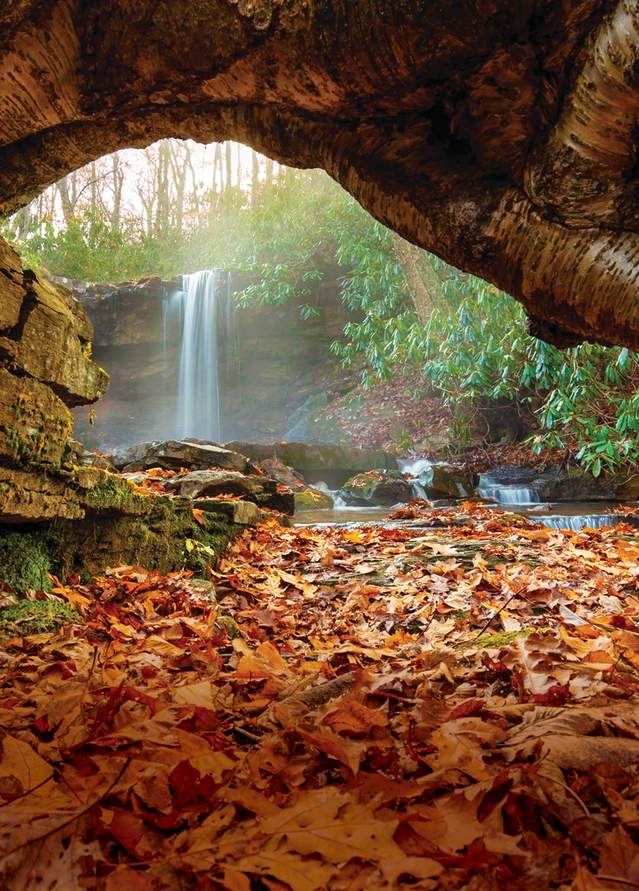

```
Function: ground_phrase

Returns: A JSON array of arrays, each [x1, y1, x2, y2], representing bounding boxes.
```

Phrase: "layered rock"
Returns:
[[0, 240, 109, 525], [112, 440, 253, 474], [225, 441, 398, 488]]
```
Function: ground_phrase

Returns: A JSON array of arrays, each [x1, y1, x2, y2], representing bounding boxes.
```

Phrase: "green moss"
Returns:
[[0, 532, 52, 593], [76, 468, 150, 515], [462, 627, 542, 650], [48, 498, 241, 582], [294, 487, 334, 511], [0, 598, 81, 637]]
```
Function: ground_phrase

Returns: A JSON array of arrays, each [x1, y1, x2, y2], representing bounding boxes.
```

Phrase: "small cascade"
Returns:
[[539, 514, 622, 532], [399, 458, 433, 478], [162, 269, 237, 441], [478, 484, 539, 506], [399, 458, 432, 500]]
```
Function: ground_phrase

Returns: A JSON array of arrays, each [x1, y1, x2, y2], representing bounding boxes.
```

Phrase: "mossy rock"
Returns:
[[0, 532, 52, 593], [294, 487, 334, 512], [0, 493, 242, 592], [416, 465, 476, 499], [340, 471, 412, 506], [48, 497, 242, 582], [0, 598, 81, 637], [74, 466, 150, 515]]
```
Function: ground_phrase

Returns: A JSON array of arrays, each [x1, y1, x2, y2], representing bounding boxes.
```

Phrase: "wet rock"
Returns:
[[413, 465, 476, 499], [255, 457, 333, 512], [112, 439, 252, 473], [225, 441, 398, 487], [340, 471, 413, 506], [479, 465, 618, 503], [258, 457, 305, 489], [166, 470, 295, 515], [0, 272, 108, 407], [294, 487, 335, 511]]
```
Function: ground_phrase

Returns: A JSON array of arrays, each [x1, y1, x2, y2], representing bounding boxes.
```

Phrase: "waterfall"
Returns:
[[478, 484, 540, 505], [539, 514, 622, 532], [162, 269, 237, 442]]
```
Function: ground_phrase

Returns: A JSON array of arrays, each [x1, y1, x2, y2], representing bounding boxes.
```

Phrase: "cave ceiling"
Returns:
[[1, 0, 639, 347]]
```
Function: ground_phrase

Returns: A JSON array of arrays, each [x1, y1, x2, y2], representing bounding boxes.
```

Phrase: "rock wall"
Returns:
[[70, 272, 353, 450], [0, 235, 109, 524]]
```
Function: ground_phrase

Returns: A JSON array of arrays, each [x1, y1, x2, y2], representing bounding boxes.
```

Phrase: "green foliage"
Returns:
[[9, 163, 639, 477]]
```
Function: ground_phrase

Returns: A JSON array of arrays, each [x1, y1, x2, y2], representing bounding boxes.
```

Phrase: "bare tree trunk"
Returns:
[[155, 141, 170, 233], [251, 149, 260, 200], [57, 174, 75, 224], [236, 141, 242, 189], [225, 141, 233, 192], [265, 156, 274, 189], [111, 154, 124, 231], [391, 233, 444, 325]]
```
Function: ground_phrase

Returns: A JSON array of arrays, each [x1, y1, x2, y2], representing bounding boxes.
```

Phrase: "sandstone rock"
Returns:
[[193, 497, 264, 525], [258, 457, 305, 489], [167, 470, 295, 515], [0, 238, 24, 330], [113, 439, 252, 473], [225, 441, 398, 487], [0, 466, 83, 523], [0, 273, 108, 407], [0, 368, 72, 466], [340, 471, 413, 506]]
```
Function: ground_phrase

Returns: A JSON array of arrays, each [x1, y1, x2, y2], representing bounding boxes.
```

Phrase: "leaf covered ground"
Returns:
[[2, 504, 639, 889]]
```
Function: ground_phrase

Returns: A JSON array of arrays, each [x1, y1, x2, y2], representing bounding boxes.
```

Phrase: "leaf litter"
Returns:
[[2, 501, 639, 888]]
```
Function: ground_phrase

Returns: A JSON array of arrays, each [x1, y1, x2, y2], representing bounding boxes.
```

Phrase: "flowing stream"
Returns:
[[163, 269, 237, 441]]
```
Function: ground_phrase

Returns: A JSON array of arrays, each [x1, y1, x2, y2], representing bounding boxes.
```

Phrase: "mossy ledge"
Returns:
[[0, 469, 244, 593]]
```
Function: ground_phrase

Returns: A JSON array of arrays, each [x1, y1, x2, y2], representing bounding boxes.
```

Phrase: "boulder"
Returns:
[[413, 465, 476, 499], [294, 487, 335, 512], [112, 439, 252, 473], [225, 441, 398, 487], [0, 273, 108, 407], [193, 497, 265, 526], [340, 471, 413, 506], [166, 470, 295, 515]]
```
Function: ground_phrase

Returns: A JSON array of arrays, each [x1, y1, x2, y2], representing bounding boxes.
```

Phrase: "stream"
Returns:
[[296, 485, 639, 531]]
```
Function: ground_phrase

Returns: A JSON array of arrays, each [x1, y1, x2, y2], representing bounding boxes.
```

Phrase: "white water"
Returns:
[[163, 269, 237, 441], [399, 457, 433, 478], [539, 514, 622, 531], [478, 484, 539, 505]]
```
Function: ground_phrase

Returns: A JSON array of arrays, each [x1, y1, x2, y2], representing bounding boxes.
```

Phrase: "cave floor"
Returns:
[[2, 503, 639, 888]]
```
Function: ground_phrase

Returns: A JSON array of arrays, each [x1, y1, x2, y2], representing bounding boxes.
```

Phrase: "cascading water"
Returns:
[[477, 484, 539, 505], [539, 514, 624, 531], [162, 269, 237, 441]]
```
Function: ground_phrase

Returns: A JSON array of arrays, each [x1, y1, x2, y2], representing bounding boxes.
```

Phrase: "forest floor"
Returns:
[[2, 504, 639, 889]]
